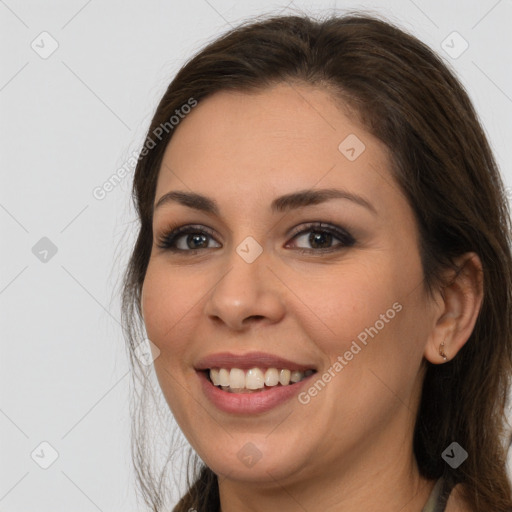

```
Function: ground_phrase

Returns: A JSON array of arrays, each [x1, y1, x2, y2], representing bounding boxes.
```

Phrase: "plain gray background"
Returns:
[[1, 0, 511, 510]]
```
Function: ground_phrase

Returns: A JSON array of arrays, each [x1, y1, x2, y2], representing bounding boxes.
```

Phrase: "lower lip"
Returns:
[[197, 370, 315, 414]]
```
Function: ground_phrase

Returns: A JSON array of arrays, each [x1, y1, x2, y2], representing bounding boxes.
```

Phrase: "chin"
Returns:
[[194, 436, 311, 484]]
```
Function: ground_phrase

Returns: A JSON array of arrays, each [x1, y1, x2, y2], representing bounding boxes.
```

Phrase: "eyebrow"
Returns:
[[154, 188, 377, 216]]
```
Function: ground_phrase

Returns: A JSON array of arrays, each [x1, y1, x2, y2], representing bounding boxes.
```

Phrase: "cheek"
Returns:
[[294, 265, 399, 354], [141, 266, 202, 415], [298, 261, 427, 397], [141, 265, 199, 358]]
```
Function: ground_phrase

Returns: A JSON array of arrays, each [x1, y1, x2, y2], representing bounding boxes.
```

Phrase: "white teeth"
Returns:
[[229, 368, 245, 389], [264, 368, 279, 387], [219, 368, 230, 387], [210, 368, 220, 386], [290, 370, 303, 383], [279, 369, 291, 385], [208, 367, 313, 391], [245, 368, 265, 389]]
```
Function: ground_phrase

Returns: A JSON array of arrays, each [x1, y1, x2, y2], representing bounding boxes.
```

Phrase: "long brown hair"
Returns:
[[120, 12, 512, 511]]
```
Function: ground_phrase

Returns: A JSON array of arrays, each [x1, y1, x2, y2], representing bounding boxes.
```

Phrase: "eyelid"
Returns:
[[285, 222, 355, 250], [155, 223, 219, 251], [287, 221, 353, 240], [156, 221, 356, 253]]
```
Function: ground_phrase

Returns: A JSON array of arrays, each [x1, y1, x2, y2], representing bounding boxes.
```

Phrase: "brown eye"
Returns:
[[156, 225, 220, 252], [287, 222, 355, 253]]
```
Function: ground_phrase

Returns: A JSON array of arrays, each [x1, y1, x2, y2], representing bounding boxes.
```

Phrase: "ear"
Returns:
[[424, 252, 484, 364]]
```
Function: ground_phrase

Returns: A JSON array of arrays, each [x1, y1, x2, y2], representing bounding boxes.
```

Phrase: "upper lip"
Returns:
[[194, 351, 317, 372]]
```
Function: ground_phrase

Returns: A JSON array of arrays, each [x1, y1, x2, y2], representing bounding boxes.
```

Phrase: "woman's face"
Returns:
[[141, 82, 439, 486]]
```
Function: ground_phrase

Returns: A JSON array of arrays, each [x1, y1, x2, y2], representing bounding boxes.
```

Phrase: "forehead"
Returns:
[[155, 83, 404, 221]]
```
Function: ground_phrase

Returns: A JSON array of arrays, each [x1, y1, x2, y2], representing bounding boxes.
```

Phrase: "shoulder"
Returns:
[[445, 483, 471, 512]]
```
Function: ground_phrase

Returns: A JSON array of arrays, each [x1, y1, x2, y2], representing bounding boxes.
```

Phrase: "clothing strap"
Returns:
[[421, 476, 454, 512]]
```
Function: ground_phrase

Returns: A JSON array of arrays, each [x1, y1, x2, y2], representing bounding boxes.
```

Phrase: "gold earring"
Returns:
[[439, 342, 448, 361]]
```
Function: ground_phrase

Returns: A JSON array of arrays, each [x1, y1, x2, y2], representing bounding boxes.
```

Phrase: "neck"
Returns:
[[217, 405, 435, 512], [218, 454, 435, 512]]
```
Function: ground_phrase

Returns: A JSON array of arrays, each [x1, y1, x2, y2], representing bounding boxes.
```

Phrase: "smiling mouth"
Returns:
[[202, 367, 317, 393]]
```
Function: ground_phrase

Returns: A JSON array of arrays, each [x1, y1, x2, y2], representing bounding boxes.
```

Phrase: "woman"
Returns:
[[121, 12, 512, 512]]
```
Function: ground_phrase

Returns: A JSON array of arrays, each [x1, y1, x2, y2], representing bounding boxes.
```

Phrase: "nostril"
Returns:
[[246, 315, 265, 322]]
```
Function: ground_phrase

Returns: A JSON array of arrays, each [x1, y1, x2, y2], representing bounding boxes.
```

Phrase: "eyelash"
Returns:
[[156, 222, 356, 255]]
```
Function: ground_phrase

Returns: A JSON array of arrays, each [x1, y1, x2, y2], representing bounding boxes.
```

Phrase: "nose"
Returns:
[[203, 246, 286, 331]]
